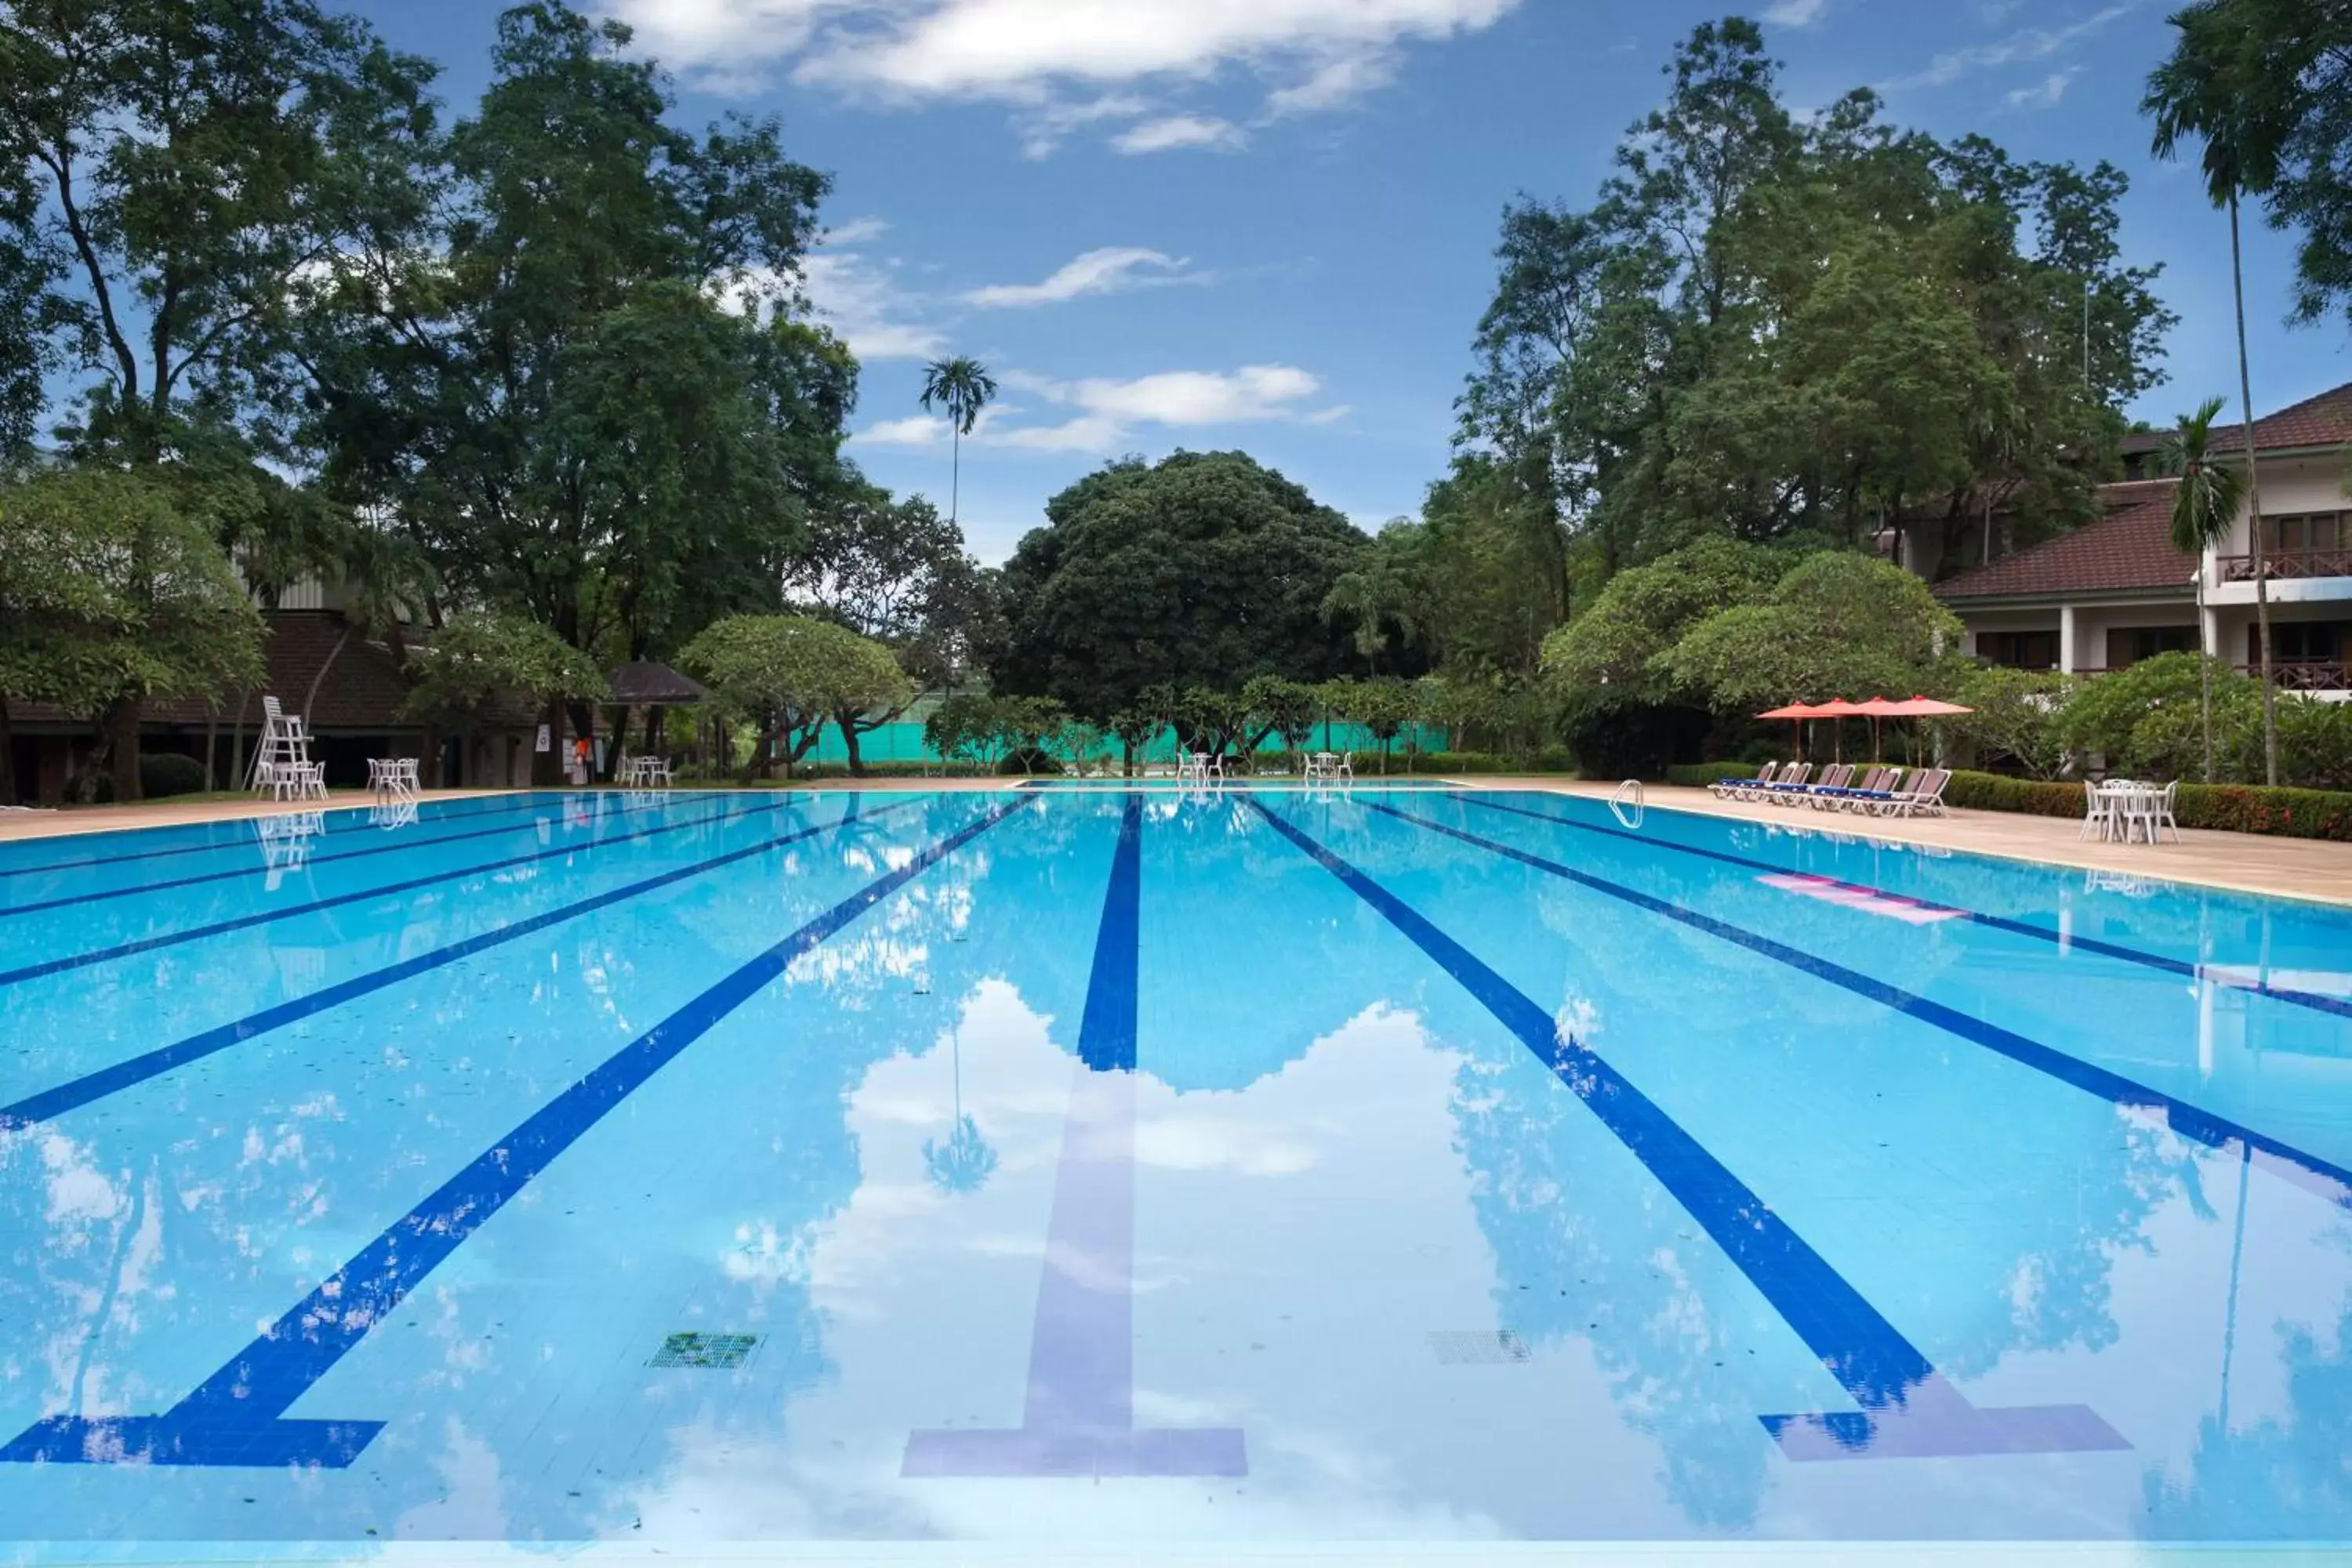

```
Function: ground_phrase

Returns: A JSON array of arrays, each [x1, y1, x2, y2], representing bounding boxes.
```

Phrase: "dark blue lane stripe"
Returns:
[[1459, 793, 2352, 1024], [0, 792, 567, 883], [1079, 795, 1142, 1073], [1370, 799, 2352, 1210], [0, 797, 924, 1131], [0, 793, 695, 918], [0, 795, 785, 989], [0, 795, 1026, 1468], [1245, 797, 2125, 1459]]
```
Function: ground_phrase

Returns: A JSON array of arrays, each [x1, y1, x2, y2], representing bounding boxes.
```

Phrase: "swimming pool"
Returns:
[[2, 785, 2349, 1556]]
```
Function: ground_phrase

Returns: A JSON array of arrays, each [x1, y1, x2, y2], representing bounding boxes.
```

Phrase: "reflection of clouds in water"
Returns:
[[394, 1417, 511, 1540]]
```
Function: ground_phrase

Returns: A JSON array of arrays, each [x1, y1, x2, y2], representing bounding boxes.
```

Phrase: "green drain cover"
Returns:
[[648, 1332, 762, 1370]]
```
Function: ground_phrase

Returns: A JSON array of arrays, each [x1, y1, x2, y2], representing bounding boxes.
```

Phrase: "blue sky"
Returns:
[[347, 0, 2352, 564]]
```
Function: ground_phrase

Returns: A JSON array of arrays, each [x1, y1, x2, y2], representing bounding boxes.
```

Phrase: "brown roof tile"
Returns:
[[2212, 381, 2352, 454], [1935, 478, 2196, 600]]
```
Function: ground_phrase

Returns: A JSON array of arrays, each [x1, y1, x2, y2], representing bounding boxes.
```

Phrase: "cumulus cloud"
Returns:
[[597, 0, 1518, 151], [965, 246, 1204, 308]]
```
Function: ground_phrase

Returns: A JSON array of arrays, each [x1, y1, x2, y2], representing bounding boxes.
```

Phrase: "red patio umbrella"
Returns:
[[1852, 696, 1910, 763], [1755, 702, 1828, 760], [1810, 698, 1866, 763], [1877, 695, 1973, 765]]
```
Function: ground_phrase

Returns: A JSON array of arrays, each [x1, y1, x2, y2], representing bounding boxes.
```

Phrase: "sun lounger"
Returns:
[[1751, 763, 1814, 802], [1712, 762, 1778, 800], [1884, 768, 1951, 818]]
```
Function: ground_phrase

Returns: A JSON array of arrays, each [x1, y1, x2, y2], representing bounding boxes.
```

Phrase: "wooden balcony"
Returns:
[[2217, 548, 2352, 582], [2239, 660, 2352, 692]]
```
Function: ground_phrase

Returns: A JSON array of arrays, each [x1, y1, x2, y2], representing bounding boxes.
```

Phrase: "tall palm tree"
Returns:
[[918, 356, 997, 529], [2161, 397, 2245, 782], [2147, 8, 2281, 784]]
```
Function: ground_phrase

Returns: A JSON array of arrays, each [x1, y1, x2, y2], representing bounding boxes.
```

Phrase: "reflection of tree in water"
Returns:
[[1436, 851, 2206, 1530], [923, 1113, 998, 1195], [2141, 1190, 2352, 1542]]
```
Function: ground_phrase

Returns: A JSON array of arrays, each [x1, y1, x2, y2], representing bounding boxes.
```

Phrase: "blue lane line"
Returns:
[[1247, 797, 2125, 1461], [1458, 793, 2352, 1024], [0, 793, 692, 919], [1078, 795, 1142, 1073], [1370, 799, 2352, 1211], [0, 795, 787, 991], [0, 792, 575, 883], [0, 795, 1025, 1468], [0, 798, 924, 1131]]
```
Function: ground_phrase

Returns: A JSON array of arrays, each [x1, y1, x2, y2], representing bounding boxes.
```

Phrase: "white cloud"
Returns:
[[1761, 0, 1827, 26], [965, 246, 1203, 307], [854, 414, 953, 447], [1111, 114, 1247, 154], [1884, 4, 2134, 91], [1013, 92, 1151, 158], [2005, 67, 2080, 108], [597, 0, 1519, 150], [856, 363, 1340, 454], [822, 214, 892, 245]]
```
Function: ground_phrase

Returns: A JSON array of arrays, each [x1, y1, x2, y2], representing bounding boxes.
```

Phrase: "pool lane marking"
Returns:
[[0, 796, 1025, 1469], [903, 795, 1248, 1479], [0, 798, 923, 1132], [1370, 800, 2352, 1214], [0, 793, 697, 920], [1459, 793, 2352, 1025], [0, 792, 583, 884], [1247, 797, 2129, 1462], [0, 794, 792, 991]]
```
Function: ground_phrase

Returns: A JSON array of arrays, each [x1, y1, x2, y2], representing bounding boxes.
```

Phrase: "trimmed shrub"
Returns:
[[1940, 771, 2083, 818], [140, 751, 209, 799], [1664, 761, 1759, 789], [1410, 749, 1577, 775]]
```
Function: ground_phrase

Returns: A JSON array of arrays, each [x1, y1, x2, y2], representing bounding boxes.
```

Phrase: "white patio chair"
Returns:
[[2078, 779, 2113, 840]]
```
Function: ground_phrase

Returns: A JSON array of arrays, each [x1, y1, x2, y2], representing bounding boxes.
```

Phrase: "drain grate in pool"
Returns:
[[648, 1332, 763, 1370], [1428, 1330, 1530, 1365]]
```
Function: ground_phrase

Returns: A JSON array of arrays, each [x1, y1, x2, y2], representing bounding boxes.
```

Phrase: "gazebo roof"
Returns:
[[605, 661, 707, 705]]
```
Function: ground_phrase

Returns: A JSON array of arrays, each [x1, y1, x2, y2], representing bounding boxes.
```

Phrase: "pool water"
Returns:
[[2, 785, 2350, 1555]]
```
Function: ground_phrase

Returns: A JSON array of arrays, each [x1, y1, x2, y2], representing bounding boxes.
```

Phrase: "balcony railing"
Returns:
[[2239, 660, 2352, 692], [2217, 548, 2352, 582]]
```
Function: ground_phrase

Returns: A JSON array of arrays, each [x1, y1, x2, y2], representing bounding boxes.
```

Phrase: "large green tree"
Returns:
[[399, 608, 606, 785], [1461, 21, 2170, 594], [291, 2, 851, 695], [784, 477, 983, 772], [681, 614, 909, 781], [992, 450, 1368, 720], [0, 469, 266, 801]]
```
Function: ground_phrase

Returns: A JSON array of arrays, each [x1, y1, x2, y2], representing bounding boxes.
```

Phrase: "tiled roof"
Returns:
[[2212, 381, 2352, 453], [1935, 478, 2195, 601]]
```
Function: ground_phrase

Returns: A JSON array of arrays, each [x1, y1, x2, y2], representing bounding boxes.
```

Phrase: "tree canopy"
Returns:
[[681, 614, 909, 779], [993, 450, 1369, 720]]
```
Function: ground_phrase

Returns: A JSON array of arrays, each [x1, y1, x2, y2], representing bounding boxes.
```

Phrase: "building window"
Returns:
[[2263, 511, 2350, 556], [1979, 630, 2059, 670], [2107, 626, 2198, 669], [2264, 622, 2345, 663]]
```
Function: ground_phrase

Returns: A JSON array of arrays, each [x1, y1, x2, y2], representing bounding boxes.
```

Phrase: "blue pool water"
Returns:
[[2, 785, 2351, 1555]]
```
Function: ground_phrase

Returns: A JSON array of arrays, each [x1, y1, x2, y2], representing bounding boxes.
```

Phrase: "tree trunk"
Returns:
[[303, 625, 353, 730], [227, 687, 251, 792], [837, 707, 867, 776], [202, 706, 220, 791], [648, 705, 666, 757], [532, 698, 562, 787], [0, 695, 14, 807], [2230, 191, 2278, 786], [109, 697, 143, 803]]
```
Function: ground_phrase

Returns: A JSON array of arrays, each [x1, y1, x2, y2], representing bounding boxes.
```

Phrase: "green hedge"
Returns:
[[1666, 761, 2352, 842], [140, 751, 210, 798]]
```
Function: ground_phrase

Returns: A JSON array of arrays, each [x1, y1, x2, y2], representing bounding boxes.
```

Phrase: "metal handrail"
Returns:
[[1611, 778, 1646, 829], [2216, 547, 2352, 582]]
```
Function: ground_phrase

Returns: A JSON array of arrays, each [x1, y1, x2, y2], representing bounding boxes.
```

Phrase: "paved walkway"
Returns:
[[0, 789, 514, 844], [1492, 778, 2352, 908], [5, 775, 2350, 908]]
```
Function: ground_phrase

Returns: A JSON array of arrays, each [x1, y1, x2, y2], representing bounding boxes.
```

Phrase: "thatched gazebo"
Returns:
[[604, 661, 708, 775]]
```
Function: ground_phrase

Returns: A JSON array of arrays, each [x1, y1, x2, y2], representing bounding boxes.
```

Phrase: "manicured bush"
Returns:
[[1940, 771, 2083, 818], [139, 751, 209, 798], [1664, 761, 1759, 789], [1410, 749, 1577, 775]]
